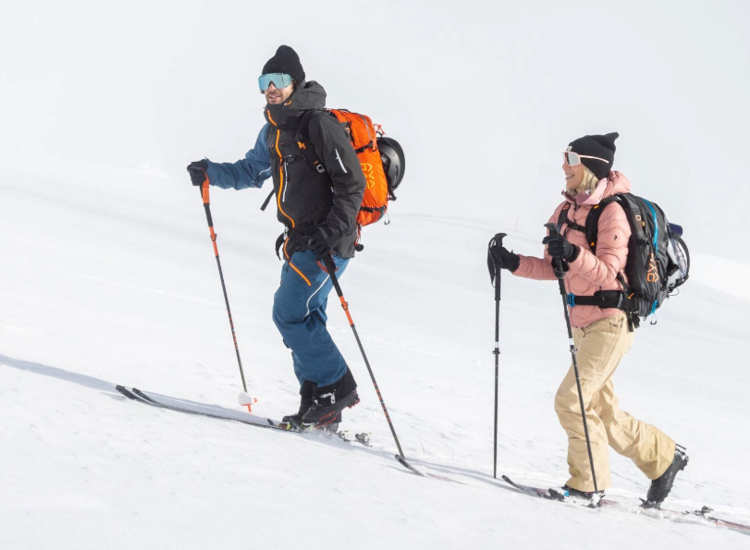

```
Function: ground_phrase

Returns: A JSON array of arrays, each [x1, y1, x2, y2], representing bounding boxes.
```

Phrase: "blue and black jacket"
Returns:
[[205, 81, 366, 259]]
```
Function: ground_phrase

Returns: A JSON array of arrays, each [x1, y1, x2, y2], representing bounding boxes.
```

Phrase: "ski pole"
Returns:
[[321, 254, 407, 459], [487, 233, 507, 479], [199, 177, 255, 412], [544, 222, 598, 493]]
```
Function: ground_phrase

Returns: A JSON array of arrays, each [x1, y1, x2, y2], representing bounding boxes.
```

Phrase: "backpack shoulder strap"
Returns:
[[617, 193, 649, 242], [296, 109, 345, 142], [296, 110, 322, 142], [584, 194, 622, 253], [556, 203, 571, 233]]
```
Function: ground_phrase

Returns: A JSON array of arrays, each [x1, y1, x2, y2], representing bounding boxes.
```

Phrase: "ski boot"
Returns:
[[643, 445, 689, 508], [301, 367, 359, 426]]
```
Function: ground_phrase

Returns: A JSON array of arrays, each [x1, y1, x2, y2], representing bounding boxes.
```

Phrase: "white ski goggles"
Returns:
[[563, 146, 610, 167]]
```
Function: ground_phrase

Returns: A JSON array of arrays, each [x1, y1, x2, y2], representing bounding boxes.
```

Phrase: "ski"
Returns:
[[501, 475, 750, 536], [680, 506, 750, 535], [117, 385, 373, 448], [116, 385, 141, 402], [116, 385, 287, 432]]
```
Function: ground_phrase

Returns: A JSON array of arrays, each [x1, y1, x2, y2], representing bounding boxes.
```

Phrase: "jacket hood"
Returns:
[[287, 80, 326, 110], [265, 80, 327, 128], [565, 171, 631, 206]]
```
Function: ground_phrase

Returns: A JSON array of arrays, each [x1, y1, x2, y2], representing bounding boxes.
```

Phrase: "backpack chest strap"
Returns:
[[556, 203, 587, 235]]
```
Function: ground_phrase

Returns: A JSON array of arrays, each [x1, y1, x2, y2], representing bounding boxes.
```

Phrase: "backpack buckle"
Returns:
[[566, 293, 576, 308]]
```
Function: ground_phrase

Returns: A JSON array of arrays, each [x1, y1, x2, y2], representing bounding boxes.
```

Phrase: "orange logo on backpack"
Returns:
[[361, 163, 376, 189], [647, 252, 659, 283]]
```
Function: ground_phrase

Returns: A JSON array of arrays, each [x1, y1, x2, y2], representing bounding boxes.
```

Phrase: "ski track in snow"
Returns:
[[1, 170, 749, 549]]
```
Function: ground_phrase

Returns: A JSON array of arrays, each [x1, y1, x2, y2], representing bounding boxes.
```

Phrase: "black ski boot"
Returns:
[[644, 445, 688, 507], [281, 380, 314, 429], [301, 367, 359, 426]]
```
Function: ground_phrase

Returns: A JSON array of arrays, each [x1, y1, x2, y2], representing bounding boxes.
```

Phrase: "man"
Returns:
[[187, 45, 366, 428]]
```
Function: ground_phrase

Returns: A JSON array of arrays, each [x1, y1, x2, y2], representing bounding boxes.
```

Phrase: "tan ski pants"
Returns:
[[554, 312, 676, 492]]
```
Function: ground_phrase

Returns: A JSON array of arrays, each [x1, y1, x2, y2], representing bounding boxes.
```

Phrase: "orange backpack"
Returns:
[[261, 108, 402, 246], [326, 109, 392, 227]]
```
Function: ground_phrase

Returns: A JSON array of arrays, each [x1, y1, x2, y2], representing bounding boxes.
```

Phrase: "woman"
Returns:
[[490, 132, 687, 504]]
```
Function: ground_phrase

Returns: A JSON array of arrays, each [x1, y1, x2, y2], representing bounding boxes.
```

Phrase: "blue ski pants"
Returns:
[[272, 251, 350, 388]]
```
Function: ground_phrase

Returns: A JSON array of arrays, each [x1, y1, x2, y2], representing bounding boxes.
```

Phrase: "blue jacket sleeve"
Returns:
[[205, 124, 272, 190]]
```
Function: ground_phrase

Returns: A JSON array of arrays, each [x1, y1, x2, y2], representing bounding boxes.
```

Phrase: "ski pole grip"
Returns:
[[488, 232, 507, 270], [200, 173, 210, 205], [489, 232, 507, 299], [201, 183, 215, 230], [543, 223, 569, 278], [544, 222, 560, 236]]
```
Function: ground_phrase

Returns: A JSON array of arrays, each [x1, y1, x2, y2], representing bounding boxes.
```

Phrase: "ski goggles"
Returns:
[[258, 73, 294, 92], [563, 146, 610, 167]]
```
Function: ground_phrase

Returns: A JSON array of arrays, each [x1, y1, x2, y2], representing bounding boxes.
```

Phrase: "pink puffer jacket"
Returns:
[[513, 171, 632, 328]]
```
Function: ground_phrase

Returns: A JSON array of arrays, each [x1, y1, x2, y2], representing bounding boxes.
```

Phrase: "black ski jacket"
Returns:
[[263, 81, 366, 258]]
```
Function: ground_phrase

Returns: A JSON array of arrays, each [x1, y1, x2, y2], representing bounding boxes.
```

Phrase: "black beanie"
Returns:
[[568, 132, 619, 180], [262, 45, 305, 84]]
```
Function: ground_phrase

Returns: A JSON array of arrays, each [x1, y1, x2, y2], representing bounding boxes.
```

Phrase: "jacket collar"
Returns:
[[264, 80, 327, 130], [563, 171, 632, 206]]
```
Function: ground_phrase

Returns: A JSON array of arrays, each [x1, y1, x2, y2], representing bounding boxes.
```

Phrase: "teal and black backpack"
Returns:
[[559, 193, 690, 328]]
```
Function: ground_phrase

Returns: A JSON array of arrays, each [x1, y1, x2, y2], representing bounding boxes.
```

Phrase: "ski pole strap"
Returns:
[[566, 290, 633, 311], [552, 258, 569, 277], [275, 233, 286, 260]]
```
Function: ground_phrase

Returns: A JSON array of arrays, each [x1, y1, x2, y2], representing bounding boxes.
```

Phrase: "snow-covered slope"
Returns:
[[1, 168, 748, 549]]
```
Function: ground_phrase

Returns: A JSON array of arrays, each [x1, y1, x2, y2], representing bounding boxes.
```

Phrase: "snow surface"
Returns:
[[1, 166, 749, 549]]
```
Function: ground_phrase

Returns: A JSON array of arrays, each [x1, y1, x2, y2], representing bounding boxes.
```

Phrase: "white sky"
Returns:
[[3, 0, 749, 258]]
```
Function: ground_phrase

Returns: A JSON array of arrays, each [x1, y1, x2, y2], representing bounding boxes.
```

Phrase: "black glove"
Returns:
[[187, 160, 208, 186], [542, 233, 579, 262], [488, 245, 520, 272], [283, 230, 309, 259], [282, 227, 332, 260], [306, 227, 331, 259]]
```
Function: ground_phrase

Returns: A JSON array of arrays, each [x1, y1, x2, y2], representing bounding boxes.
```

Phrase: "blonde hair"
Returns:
[[567, 165, 602, 197]]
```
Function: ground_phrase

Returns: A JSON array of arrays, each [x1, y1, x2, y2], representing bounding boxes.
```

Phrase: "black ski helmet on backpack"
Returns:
[[377, 136, 405, 192]]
